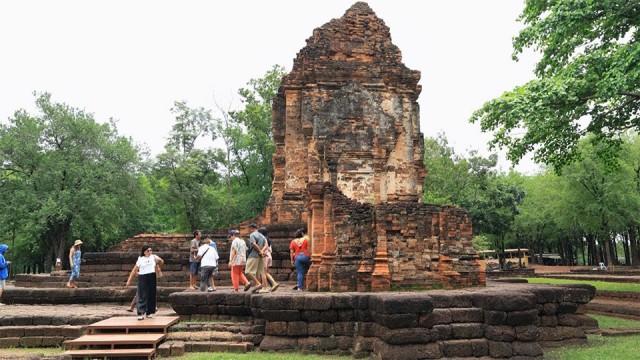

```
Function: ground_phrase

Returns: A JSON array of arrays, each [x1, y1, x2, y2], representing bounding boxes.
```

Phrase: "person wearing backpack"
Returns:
[[196, 238, 219, 292]]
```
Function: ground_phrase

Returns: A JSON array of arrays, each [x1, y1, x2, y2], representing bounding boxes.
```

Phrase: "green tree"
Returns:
[[151, 65, 285, 230], [210, 65, 285, 223], [423, 134, 472, 205], [423, 134, 525, 258], [0, 93, 146, 270], [153, 101, 221, 232], [471, 0, 640, 171]]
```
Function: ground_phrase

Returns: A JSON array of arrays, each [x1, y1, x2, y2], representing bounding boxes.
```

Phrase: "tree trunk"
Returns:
[[609, 235, 618, 266], [622, 232, 631, 266], [587, 234, 597, 266], [631, 227, 640, 266], [594, 235, 602, 265], [48, 219, 72, 272], [602, 236, 613, 266], [499, 234, 506, 270]]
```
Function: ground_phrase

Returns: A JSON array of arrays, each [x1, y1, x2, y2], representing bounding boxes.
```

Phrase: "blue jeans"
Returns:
[[294, 254, 311, 290]]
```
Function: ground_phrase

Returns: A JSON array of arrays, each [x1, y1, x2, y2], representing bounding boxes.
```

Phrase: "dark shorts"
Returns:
[[189, 261, 200, 275]]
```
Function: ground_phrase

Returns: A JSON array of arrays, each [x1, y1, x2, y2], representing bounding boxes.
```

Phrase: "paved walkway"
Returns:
[[0, 303, 176, 318]]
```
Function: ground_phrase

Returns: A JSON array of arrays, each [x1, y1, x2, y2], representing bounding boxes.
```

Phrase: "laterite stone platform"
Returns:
[[168, 283, 597, 360], [0, 287, 184, 305]]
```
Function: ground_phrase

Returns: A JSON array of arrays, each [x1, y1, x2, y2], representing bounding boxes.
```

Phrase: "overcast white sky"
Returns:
[[0, 0, 541, 173]]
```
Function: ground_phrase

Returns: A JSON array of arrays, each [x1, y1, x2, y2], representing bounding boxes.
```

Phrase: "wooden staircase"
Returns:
[[63, 316, 179, 359]]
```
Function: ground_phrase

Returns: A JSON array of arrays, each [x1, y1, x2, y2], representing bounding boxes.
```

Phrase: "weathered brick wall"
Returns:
[[305, 182, 483, 291], [169, 284, 597, 360], [109, 234, 193, 252]]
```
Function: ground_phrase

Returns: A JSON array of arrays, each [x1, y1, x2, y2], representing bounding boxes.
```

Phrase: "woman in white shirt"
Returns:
[[126, 245, 164, 320], [196, 238, 219, 292]]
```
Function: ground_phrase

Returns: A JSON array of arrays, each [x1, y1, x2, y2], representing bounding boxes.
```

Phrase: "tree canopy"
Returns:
[[0, 93, 147, 270], [471, 0, 640, 171], [423, 132, 640, 267], [0, 66, 286, 272]]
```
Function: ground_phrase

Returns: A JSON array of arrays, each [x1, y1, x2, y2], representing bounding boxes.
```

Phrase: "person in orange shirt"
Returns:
[[289, 228, 310, 291]]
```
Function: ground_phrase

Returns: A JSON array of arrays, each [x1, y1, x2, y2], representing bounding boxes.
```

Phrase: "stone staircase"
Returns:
[[159, 319, 263, 356]]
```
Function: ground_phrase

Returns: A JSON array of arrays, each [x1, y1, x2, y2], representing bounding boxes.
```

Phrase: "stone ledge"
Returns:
[[1, 287, 185, 304], [166, 283, 596, 359]]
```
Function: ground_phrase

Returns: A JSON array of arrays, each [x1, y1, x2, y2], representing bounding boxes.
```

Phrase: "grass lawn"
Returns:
[[0, 347, 63, 357], [525, 277, 640, 293], [589, 314, 640, 329], [170, 353, 350, 360], [546, 334, 640, 360]]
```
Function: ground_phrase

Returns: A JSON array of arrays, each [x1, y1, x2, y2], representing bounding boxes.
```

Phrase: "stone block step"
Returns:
[[63, 333, 166, 349], [0, 325, 81, 348], [157, 341, 185, 357], [167, 330, 261, 344], [0, 325, 84, 339], [0, 336, 73, 348], [64, 348, 155, 359], [170, 321, 257, 334], [184, 340, 254, 353]]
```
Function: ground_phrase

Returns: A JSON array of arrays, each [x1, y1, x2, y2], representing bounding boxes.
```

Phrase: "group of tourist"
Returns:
[[187, 223, 312, 294], [56, 223, 312, 320]]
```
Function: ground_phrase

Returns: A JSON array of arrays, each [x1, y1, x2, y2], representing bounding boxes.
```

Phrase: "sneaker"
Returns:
[[292, 285, 298, 290], [257, 288, 271, 294], [251, 284, 263, 294], [146, 314, 154, 319], [207, 287, 215, 292], [271, 282, 280, 292], [137, 315, 145, 320], [243, 283, 252, 292]]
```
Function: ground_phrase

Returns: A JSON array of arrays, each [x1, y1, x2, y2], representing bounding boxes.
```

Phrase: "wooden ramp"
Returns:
[[64, 316, 179, 359]]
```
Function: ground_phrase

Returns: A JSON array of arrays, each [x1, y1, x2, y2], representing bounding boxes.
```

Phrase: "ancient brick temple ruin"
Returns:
[[11, 2, 484, 294], [261, 2, 484, 291]]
